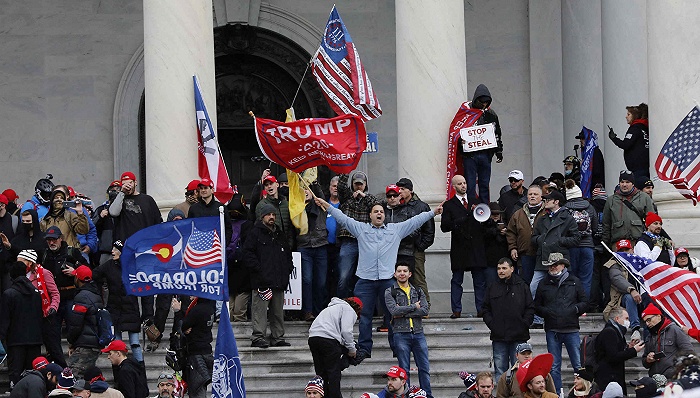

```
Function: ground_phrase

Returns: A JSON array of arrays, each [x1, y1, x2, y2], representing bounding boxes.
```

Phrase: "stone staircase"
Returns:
[[0, 313, 694, 397]]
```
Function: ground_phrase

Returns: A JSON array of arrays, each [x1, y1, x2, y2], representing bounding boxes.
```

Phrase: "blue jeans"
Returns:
[[569, 247, 594, 298], [354, 278, 394, 355], [530, 270, 547, 325], [621, 293, 641, 329], [300, 246, 329, 315], [336, 239, 359, 298], [393, 332, 432, 398], [463, 151, 493, 205], [114, 330, 143, 362], [451, 270, 488, 313], [492, 341, 521, 385], [519, 255, 536, 285], [545, 331, 581, 391]]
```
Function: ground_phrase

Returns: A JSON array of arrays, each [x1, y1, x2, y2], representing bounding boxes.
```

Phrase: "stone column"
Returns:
[[395, 0, 469, 204], [143, 0, 217, 208], [529, 0, 564, 178], [601, 0, 648, 189], [561, 0, 604, 175], [395, 0, 468, 314], [647, 0, 700, 247]]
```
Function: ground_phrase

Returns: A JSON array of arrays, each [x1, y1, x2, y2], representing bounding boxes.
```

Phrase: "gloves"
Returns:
[[495, 152, 503, 163], [608, 127, 617, 140]]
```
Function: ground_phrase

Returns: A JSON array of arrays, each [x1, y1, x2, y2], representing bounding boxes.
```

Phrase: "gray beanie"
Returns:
[[258, 203, 276, 219]]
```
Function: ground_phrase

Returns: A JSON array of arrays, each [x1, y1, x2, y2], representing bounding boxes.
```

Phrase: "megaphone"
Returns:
[[473, 203, 491, 223]]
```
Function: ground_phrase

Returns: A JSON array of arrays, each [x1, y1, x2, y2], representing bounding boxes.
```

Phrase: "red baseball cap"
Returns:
[[0, 194, 8, 205], [1, 189, 18, 202], [385, 185, 400, 195], [186, 179, 201, 191], [198, 178, 214, 188], [108, 180, 122, 189], [100, 339, 128, 353], [67, 186, 76, 198], [72, 265, 92, 282], [676, 247, 690, 257], [386, 366, 407, 379], [616, 240, 633, 251], [263, 175, 277, 184], [120, 171, 136, 182], [32, 356, 49, 370]]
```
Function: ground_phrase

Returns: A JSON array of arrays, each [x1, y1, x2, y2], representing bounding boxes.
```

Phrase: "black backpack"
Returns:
[[581, 333, 599, 373]]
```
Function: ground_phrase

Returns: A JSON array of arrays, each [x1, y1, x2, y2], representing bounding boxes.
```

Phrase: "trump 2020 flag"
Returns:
[[655, 106, 700, 205], [614, 251, 700, 329], [194, 75, 236, 204], [311, 6, 382, 121], [212, 306, 245, 398], [121, 216, 228, 300], [579, 126, 599, 198]]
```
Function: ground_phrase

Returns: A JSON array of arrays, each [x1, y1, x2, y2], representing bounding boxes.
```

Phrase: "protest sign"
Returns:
[[284, 252, 302, 310]]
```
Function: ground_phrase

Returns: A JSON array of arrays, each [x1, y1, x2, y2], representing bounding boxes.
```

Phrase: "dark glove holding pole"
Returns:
[[496, 152, 503, 163], [608, 125, 617, 140]]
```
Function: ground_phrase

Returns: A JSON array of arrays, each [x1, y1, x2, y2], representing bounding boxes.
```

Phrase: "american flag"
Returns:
[[183, 225, 222, 268], [311, 6, 381, 121], [614, 252, 700, 329], [655, 106, 700, 205]]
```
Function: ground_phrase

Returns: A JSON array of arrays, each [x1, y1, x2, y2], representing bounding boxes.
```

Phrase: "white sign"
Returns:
[[284, 251, 302, 310], [460, 122, 497, 152]]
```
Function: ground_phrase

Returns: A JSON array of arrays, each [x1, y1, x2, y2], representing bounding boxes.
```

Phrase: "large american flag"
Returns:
[[183, 225, 222, 268], [614, 252, 700, 329], [311, 6, 381, 121], [655, 106, 700, 205]]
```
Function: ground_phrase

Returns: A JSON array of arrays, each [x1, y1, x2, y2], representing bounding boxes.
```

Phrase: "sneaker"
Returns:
[[376, 326, 389, 332], [251, 339, 269, 348], [271, 340, 291, 347]]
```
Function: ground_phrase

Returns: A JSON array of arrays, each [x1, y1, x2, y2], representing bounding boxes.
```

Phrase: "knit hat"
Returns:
[[396, 178, 413, 191], [459, 371, 478, 391], [575, 368, 594, 382], [258, 203, 276, 219], [56, 367, 75, 390], [651, 374, 667, 389], [345, 296, 363, 311], [645, 212, 662, 228], [17, 249, 38, 264], [602, 382, 623, 398], [565, 182, 583, 200], [592, 184, 607, 200], [619, 170, 635, 183], [112, 240, 124, 252], [641, 303, 662, 318], [157, 372, 176, 385], [305, 375, 324, 396]]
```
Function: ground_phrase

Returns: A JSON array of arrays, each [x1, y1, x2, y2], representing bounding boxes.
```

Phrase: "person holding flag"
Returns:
[[575, 129, 605, 197]]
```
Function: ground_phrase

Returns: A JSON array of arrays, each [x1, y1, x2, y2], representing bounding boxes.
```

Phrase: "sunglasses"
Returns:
[[386, 194, 399, 198]]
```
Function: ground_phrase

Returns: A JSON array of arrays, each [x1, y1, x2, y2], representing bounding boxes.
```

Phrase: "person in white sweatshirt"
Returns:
[[308, 297, 363, 398]]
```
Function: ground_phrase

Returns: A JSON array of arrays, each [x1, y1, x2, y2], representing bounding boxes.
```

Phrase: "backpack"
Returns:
[[569, 208, 592, 236], [581, 333, 599, 373], [86, 296, 115, 347]]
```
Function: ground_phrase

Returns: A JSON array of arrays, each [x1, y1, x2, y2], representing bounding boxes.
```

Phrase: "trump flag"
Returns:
[[212, 306, 246, 398], [121, 216, 227, 300]]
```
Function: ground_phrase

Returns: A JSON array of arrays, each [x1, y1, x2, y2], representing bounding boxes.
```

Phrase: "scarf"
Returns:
[[28, 265, 51, 316], [631, 118, 649, 127], [185, 297, 198, 316]]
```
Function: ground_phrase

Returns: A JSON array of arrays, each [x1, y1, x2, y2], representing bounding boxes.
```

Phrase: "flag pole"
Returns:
[[219, 206, 227, 299], [601, 242, 685, 326]]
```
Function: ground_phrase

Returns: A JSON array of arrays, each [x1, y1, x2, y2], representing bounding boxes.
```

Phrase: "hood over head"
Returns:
[[472, 84, 492, 103]]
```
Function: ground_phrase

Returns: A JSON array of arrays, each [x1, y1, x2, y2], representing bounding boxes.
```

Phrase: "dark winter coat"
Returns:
[[602, 188, 654, 246], [187, 197, 233, 246], [297, 184, 328, 249], [8, 208, 45, 259], [594, 320, 637, 394], [482, 273, 533, 342], [484, 218, 509, 268], [242, 221, 294, 290], [336, 172, 378, 240], [65, 281, 103, 348], [92, 259, 141, 333], [642, 319, 694, 378], [611, 121, 649, 174], [383, 203, 417, 258], [181, 298, 216, 356], [405, 193, 435, 252], [499, 188, 526, 224], [459, 84, 504, 159], [534, 270, 588, 332], [531, 208, 581, 270], [589, 147, 606, 196], [0, 276, 43, 346], [9, 369, 46, 398], [441, 196, 487, 271], [40, 241, 85, 301], [115, 357, 149, 398], [564, 198, 599, 248], [92, 202, 117, 255]]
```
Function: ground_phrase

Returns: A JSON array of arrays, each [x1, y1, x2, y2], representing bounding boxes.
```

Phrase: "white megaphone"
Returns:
[[473, 203, 491, 223]]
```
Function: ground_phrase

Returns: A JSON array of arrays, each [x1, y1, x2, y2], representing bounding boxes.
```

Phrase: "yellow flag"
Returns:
[[285, 108, 309, 235]]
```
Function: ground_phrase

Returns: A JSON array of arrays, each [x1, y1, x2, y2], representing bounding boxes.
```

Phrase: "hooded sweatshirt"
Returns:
[[460, 84, 504, 158], [308, 297, 357, 354], [9, 208, 45, 258]]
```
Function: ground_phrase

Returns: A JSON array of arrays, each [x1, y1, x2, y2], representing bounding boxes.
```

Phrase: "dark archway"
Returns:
[[213, 24, 335, 198]]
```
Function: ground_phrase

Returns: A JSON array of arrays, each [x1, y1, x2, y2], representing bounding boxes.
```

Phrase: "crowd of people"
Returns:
[[0, 87, 695, 398]]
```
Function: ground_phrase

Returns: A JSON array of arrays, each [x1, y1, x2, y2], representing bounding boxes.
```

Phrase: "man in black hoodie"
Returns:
[[101, 339, 149, 398], [0, 261, 44, 386], [65, 265, 103, 379], [459, 84, 504, 205], [171, 296, 215, 398], [4, 209, 45, 259]]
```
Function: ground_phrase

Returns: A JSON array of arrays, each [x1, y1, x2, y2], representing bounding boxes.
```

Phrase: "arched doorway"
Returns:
[[213, 24, 335, 197]]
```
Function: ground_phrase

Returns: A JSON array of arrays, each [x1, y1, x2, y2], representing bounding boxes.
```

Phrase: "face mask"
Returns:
[[565, 169, 572, 176], [622, 319, 631, 329], [278, 186, 289, 198], [107, 190, 118, 202]]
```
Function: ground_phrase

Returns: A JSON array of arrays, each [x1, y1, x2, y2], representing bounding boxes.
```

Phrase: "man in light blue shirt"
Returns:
[[315, 196, 442, 360]]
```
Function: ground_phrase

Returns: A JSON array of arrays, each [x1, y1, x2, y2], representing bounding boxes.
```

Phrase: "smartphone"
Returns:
[[63, 200, 77, 208], [655, 352, 666, 359]]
